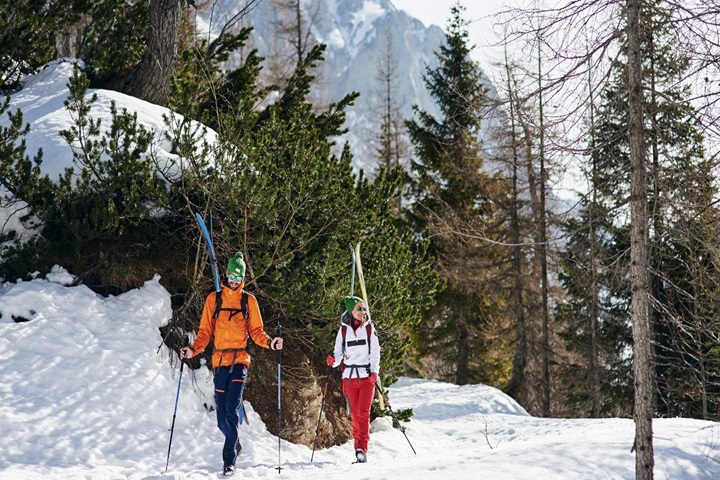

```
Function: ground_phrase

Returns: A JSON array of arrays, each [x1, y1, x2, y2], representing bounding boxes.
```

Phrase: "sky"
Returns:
[[2, 26, 720, 480], [391, 0, 523, 77]]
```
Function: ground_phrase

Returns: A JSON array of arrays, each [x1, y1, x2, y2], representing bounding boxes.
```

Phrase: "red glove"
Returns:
[[369, 372, 378, 383], [326, 354, 335, 366]]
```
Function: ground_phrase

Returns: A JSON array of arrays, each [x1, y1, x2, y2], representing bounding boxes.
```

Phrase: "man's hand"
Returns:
[[180, 346, 194, 359], [270, 337, 284, 350], [326, 354, 335, 366]]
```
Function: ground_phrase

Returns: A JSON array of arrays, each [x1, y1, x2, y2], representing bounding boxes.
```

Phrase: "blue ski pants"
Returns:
[[214, 364, 247, 466]]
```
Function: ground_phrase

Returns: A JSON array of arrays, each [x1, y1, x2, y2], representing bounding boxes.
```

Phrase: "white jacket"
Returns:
[[331, 311, 380, 379]]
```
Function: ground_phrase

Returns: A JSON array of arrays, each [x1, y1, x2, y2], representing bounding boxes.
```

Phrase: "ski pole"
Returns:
[[310, 365, 332, 462], [275, 323, 283, 474], [164, 336, 189, 472], [374, 382, 416, 454]]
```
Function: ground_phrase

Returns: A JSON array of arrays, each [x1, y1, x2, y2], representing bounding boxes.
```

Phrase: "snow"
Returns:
[[348, 1, 385, 54], [0, 270, 719, 480], [3, 60, 214, 183]]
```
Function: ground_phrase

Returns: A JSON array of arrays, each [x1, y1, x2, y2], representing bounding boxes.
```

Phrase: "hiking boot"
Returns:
[[222, 464, 235, 476], [355, 449, 367, 463]]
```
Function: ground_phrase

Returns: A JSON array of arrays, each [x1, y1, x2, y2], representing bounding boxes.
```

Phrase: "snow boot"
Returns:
[[222, 464, 235, 476], [355, 449, 367, 463]]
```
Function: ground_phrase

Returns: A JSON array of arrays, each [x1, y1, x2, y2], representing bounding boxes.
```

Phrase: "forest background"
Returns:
[[2, 1, 720, 478]]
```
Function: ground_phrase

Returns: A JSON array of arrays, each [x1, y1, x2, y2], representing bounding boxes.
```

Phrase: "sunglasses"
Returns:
[[356, 305, 367, 312], [228, 273, 243, 281]]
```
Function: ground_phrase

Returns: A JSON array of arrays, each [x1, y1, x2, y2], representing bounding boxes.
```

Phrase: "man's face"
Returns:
[[227, 273, 243, 290]]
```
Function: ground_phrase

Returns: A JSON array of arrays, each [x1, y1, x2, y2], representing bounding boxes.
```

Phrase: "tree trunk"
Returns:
[[627, 0, 654, 478], [504, 53, 527, 402], [123, 0, 183, 106], [587, 59, 601, 418], [537, 34, 551, 418], [456, 319, 469, 385]]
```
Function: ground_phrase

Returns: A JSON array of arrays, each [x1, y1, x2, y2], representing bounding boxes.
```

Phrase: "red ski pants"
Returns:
[[343, 376, 375, 453]]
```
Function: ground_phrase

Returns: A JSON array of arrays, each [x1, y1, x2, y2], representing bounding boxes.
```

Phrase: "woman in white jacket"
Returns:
[[326, 295, 380, 463]]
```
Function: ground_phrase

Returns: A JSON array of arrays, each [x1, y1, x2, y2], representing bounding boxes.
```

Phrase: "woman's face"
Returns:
[[351, 301, 367, 321]]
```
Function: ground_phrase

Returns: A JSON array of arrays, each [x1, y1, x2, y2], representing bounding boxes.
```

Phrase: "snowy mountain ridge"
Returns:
[[200, 0, 447, 174]]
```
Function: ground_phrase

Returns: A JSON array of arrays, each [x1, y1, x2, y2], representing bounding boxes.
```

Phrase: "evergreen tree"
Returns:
[[405, 4, 509, 386], [556, 193, 633, 417], [0, 0, 83, 90], [162, 37, 439, 442], [0, 63, 169, 288]]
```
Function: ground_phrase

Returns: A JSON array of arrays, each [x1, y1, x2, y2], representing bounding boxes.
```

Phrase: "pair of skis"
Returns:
[[350, 242, 385, 410], [353, 243, 416, 454]]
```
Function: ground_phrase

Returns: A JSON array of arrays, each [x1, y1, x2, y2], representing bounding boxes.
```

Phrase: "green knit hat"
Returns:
[[226, 252, 246, 279], [344, 295, 363, 313]]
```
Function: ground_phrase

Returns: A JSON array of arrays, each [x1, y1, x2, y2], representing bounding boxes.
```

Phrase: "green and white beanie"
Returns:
[[344, 295, 363, 313], [226, 252, 246, 279]]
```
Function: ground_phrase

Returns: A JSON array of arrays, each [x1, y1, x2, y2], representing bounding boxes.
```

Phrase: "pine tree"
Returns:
[[405, 4, 509, 386], [0, 0, 82, 90], [0, 63, 168, 287], [163, 38, 439, 444]]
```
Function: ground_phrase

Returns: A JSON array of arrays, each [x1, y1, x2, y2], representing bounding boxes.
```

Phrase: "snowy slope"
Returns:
[[3, 59, 206, 183], [0, 60, 212, 249], [0, 271, 719, 479]]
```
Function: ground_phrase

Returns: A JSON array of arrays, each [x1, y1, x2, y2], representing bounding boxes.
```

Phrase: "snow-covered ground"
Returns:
[[1, 270, 719, 480]]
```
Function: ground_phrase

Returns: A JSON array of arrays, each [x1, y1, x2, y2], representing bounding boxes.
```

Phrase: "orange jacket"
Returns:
[[191, 283, 273, 369]]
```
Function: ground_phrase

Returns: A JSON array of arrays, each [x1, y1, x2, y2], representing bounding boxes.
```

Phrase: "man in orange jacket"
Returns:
[[181, 252, 283, 477]]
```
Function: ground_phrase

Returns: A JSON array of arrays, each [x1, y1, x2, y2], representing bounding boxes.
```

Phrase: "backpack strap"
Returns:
[[213, 290, 223, 320], [211, 290, 251, 373], [366, 323, 372, 355], [341, 322, 373, 355], [341, 322, 373, 379], [212, 289, 250, 337], [241, 291, 249, 340], [341, 324, 347, 356]]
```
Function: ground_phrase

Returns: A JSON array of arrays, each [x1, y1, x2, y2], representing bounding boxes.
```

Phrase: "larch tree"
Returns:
[[373, 25, 410, 174]]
